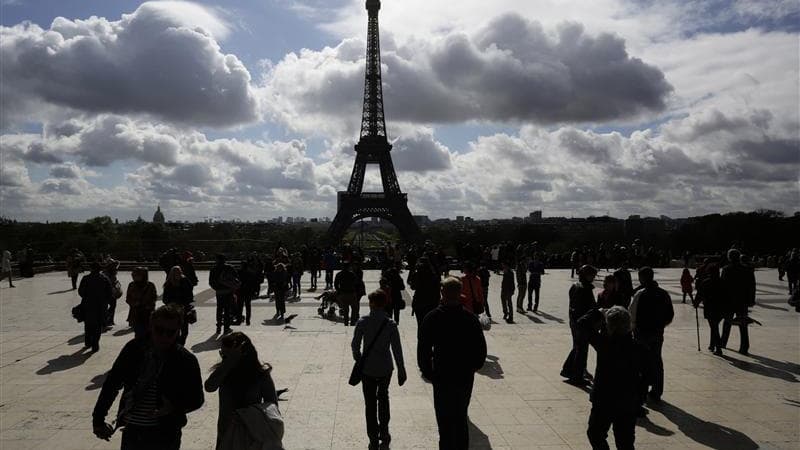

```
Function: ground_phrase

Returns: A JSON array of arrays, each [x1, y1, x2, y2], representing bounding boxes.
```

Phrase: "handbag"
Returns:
[[71, 304, 84, 323], [349, 318, 389, 386]]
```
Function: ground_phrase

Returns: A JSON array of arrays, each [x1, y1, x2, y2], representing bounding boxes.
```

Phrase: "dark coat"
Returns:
[[578, 309, 646, 413], [410, 265, 441, 314], [501, 268, 515, 296], [568, 281, 596, 322], [93, 339, 204, 430], [418, 303, 487, 383], [162, 277, 194, 306], [721, 262, 756, 311], [695, 274, 726, 319], [79, 272, 112, 315], [632, 282, 674, 337]]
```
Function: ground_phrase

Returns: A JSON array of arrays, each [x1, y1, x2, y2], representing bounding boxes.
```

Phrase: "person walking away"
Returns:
[[613, 262, 634, 308], [65, 249, 83, 290], [418, 277, 487, 450], [352, 290, 407, 449], [162, 266, 195, 345], [205, 332, 281, 450], [629, 267, 673, 404], [384, 264, 406, 324], [354, 260, 367, 324], [680, 268, 694, 304], [500, 261, 515, 323], [290, 252, 303, 299], [561, 265, 598, 386], [597, 275, 623, 309], [409, 257, 442, 337], [720, 249, 756, 355], [694, 262, 725, 356], [527, 253, 545, 311], [515, 257, 528, 314], [2, 249, 14, 288], [570, 249, 579, 278], [323, 248, 337, 290], [92, 304, 204, 449], [210, 254, 240, 335], [335, 264, 359, 326], [578, 306, 646, 449], [126, 267, 157, 339], [238, 257, 260, 326], [104, 259, 122, 326], [478, 261, 492, 318], [460, 262, 485, 315], [179, 251, 199, 288], [271, 263, 290, 321], [79, 262, 113, 352]]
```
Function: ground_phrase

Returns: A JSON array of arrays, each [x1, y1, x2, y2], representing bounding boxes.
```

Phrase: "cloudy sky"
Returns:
[[0, 0, 798, 222]]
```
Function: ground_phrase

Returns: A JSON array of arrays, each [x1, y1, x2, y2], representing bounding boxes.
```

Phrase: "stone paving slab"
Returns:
[[0, 268, 798, 449]]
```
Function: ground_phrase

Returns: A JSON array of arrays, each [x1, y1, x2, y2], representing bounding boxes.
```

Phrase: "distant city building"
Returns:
[[529, 210, 543, 221], [152, 205, 165, 224], [456, 216, 464, 223]]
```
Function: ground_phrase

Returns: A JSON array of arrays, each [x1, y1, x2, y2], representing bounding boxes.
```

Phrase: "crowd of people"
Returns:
[[0, 238, 784, 449]]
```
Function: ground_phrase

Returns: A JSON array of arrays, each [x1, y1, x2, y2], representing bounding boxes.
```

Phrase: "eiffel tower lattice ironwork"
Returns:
[[328, 0, 421, 242]]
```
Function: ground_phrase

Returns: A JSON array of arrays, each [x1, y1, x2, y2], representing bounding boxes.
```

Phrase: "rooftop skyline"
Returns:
[[1, 0, 798, 222]]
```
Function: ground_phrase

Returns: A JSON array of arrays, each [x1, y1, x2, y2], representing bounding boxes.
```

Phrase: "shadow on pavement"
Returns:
[[112, 328, 135, 337], [47, 288, 76, 295], [755, 302, 789, 312], [67, 334, 85, 345], [749, 353, 800, 375], [190, 334, 221, 353], [720, 354, 799, 383], [36, 348, 92, 375], [85, 373, 106, 391], [477, 355, 504, 380], [534, 311, 564, 323], [523, 313, 544, 324], [637, 414, 675, 436], [468, 418, 492, 449], [649, 401, 758, 450]]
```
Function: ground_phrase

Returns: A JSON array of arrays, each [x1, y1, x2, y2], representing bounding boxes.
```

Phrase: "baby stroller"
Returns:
[[316, 290, 341, 318]]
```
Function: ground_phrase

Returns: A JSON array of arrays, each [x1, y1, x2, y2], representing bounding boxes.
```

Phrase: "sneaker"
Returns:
[[526, 306, 533, 311], [516, 308, 526, 314]]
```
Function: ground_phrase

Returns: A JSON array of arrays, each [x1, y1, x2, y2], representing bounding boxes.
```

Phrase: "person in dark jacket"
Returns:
[[693, 261, 725, 355], [561, 265, 598, 385], [478, 261, 492, 318], [271, 263, 290, 321], [527, 253, 545, 312], [578, 306, 645, 449], [209, 254, 239, 335], [79, 262, 113, 352], [179, 251, 198, 287], [418, 276, 487, 450], [500, 260, 515, 323], [613, 262, 634, 308], [162, 266, 194, 345], [335, 264, 359, 326], [409, 257, 441, 337], [629, 267, 673, 404], [92, 304, 204, 449], [382, 264, 406, 324], [352, 290, 407, 449], [720, 249, 756, 355]]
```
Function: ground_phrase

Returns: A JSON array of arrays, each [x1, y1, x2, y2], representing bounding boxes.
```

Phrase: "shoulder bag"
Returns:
[[349, 318, 389, 386]]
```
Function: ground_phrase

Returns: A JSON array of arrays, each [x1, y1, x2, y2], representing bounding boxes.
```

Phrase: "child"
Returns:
[[680, 268, 694, 304]]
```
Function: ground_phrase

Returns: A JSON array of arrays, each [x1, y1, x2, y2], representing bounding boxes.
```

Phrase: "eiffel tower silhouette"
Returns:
[[328, 0, 421, 243]]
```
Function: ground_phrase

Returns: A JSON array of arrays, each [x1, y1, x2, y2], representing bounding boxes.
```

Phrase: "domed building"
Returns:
[[153, 204, 165, 224]]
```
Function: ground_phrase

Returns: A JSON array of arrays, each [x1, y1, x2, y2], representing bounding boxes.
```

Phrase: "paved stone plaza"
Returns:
[[0, 268, 798, 449]]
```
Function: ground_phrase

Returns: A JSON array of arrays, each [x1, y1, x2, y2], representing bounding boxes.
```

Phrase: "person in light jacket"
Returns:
[[351, 290, 407, 449]]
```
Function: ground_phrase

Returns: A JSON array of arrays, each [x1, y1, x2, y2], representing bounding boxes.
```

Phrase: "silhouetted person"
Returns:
[[680, 268, 694, 304], [162, 266, 194, 345], [579, 306, 645, 450], [460, 262, 485, 315], [478, 261, 492, 318], [205, 332, 280, 450], [694, 261, 724, 355], [179, 251, 198, 287], [103, 259, 122, 326], [527, 253, 545, 311], [383, 265, 406, 323], [2, 249, 13, 288], [92, 304, 204, 449], [597, 275, 625, 309], [720, 249, 756, 355], [126, 267, 157, 339], [352, 290, 407, 449], [272, 263, 290, 321], [65, 248, 83, 289], [409, 257, 441, 337], [613, 262, 634, 307], [335, 264, 358, 326], [515, 256, 528, 314], [561, 265, 598, 385], [629, 267, 673, 404], [500, 260, 515, 323], [79, 262, 112, 353], [418, 277, 487, 450], [210, 254, 239, 335]]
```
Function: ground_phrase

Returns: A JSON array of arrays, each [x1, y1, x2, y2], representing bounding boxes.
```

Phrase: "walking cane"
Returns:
[[694, 304, 701, 352]]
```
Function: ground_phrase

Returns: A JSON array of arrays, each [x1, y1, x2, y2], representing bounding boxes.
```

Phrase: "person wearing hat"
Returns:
[[561, 265, 598, 385]]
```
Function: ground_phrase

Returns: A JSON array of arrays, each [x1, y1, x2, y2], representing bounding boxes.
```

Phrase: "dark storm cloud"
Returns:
[[0, 2, 258, 128], [39, 179, 81, 195], [391, 131, 452, 172], [267, 13, 672, 128], [735, 138, 800, 165], [49, 164, 80, 179]]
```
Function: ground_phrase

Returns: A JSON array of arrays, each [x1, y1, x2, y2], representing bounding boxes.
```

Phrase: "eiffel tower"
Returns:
[[328, 0, 421, 242]]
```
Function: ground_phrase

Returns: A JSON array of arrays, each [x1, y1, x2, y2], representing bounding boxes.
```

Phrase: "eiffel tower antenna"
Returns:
[[328, 0, 421, 243]]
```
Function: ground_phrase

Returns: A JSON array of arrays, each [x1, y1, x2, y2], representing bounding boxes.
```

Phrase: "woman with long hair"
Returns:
[[162, 265, 194, 345], [205, 332, 279, 449]]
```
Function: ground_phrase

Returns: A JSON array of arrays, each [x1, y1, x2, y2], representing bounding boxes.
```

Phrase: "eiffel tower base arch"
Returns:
[[328, 192, 421, 243]]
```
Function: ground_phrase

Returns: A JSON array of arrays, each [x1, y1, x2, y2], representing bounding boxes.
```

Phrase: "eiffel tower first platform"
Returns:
[[327, 0, 421, 243]]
